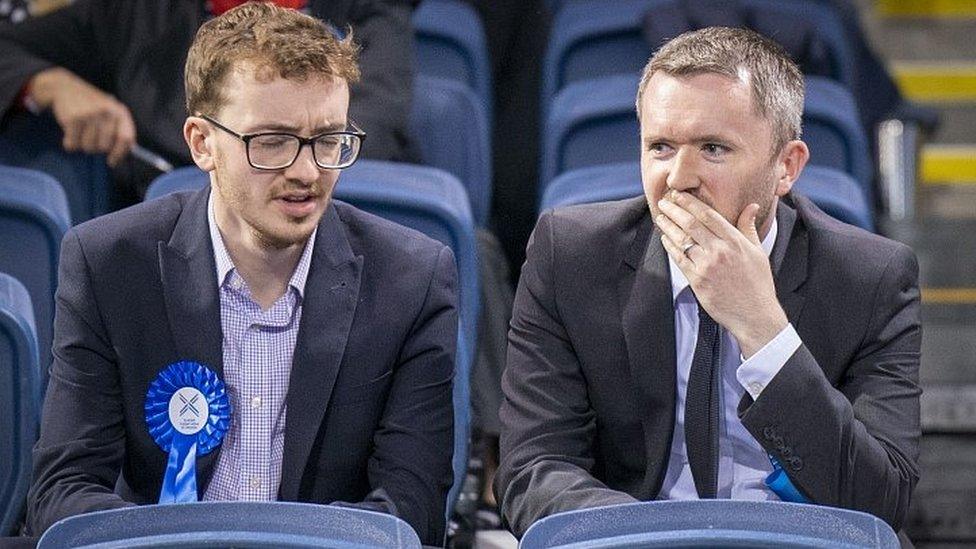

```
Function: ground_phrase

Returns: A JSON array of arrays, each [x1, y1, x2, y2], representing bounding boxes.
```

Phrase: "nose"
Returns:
[[665, 147, 700, 193], [282, 142, 320, 185]]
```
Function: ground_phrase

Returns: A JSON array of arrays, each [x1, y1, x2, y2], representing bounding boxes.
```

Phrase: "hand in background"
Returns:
[[29, 67, 136, 166]]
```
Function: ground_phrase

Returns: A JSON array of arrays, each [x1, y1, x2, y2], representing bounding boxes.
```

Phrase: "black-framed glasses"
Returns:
[[200, 114, 366, 170]]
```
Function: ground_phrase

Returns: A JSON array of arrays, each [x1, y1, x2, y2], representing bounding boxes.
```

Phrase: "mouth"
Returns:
[[274, 191, 322, 217]]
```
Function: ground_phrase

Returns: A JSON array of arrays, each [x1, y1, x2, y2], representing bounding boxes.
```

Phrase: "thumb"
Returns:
[[737, 203, 761, 245]]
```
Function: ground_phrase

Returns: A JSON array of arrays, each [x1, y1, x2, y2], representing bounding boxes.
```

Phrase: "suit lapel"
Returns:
[[771, 196, 808, 323], [158, 187, 225, 492], [278, 203, 362, 500], [618, 207, 677, 497]]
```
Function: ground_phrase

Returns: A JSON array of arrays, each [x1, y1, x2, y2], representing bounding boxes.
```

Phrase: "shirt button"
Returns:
[[249, 476, 261, 489], [748, 382, 764, 395], [250, 396, 262, 409]]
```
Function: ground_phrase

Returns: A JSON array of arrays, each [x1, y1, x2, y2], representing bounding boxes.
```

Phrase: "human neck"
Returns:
[[756, 200, 778, 243], [214, 204, 305, 310]]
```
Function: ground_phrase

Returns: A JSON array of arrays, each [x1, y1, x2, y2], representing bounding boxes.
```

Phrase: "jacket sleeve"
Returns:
[[364, 244, 457, 546], [739, 243, 922, 529], [0, 0, 106, 117], [25, 228, 134, 536], [495, 211, 638, 538]]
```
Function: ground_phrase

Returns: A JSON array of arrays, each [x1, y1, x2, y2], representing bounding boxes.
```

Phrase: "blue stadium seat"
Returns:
[[410, 75, 492, 227], [0, 166, 72, 387], [413, 0, 492, 123], [339, 161, 477, 516], [540, 74, 639, 191], [145, 161, 478, 518], [519, 500, 899, 548], [794, 165, 874, 232], [0, 112, 110, 224], [540, 162, 874, 232], [544, 0, 856, 107], [144, 166, 205, 200], [540, 74, 873, 203], [0, 273, 40, 535], [543, 0, 653, 109], [738, 0, 855, 86], [539, 161, 642, 211], [37, 501, 422, 548], [803, 76, 874, 205]]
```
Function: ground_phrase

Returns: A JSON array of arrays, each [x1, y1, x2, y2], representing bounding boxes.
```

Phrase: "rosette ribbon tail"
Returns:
[[159, 433, 199, 503]]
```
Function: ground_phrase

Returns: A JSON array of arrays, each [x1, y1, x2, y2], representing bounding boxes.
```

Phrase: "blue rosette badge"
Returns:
[[145, 360, 231, 504]]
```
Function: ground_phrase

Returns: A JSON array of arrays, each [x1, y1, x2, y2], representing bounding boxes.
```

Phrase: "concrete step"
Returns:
[[906, 434, 976, 543], [863, 11, 976, 63], [924, 104, 976, 144], [916, 185, 976, 219]]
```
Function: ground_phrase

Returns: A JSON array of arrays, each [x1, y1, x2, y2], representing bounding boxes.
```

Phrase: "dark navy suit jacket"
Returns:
[[497, 194, 921, 536], [27, 188, 457, 545]]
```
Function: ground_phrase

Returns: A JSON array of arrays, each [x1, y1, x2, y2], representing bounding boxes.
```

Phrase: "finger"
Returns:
[[657, 197, 717, 245], [737, 203, 762, 246], [655, 211, 693, 252], [78, 116, 106, 153], [108, 108, 137, 167], [61, 118, 83, 151], [661, 233, 697, 276], [96, 113, 119, 155], [671, 191, 739, 240]]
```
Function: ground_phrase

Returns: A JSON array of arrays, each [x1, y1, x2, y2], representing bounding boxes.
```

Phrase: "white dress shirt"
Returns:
[[659, 218, 803, 500]]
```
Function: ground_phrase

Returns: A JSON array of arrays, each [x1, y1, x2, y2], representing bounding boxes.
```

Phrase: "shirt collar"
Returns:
[[207, 191, 316, 299], [669, 215, 778, 302]]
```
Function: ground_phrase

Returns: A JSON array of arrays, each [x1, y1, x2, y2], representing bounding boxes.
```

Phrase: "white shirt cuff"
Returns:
[[735, 323, 802, 400]]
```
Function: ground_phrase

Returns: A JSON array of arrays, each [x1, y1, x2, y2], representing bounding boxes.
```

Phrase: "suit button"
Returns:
[[763, 426, 775, 440], [781, 447, 792, 457], [789, 457, 803, 471]]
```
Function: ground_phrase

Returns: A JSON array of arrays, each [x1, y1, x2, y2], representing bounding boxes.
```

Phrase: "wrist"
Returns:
[[27, 67, 72, 109], [735, 308, 789, 358]]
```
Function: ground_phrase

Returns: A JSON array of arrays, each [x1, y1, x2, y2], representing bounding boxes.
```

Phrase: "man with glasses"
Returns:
[[27, 5, 457, 545]]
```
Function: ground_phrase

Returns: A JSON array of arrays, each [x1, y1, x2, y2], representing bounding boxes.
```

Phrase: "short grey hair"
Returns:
[[636, 26, 804, 153]]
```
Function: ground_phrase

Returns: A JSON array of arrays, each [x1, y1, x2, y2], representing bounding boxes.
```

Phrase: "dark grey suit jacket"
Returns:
[[496, 193, 921, 536], [27, 188, 457, 545]]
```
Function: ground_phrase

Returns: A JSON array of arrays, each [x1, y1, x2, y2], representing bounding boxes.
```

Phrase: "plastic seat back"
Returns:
[[0, 166, 71, 385], [0, 273, 40, 535], [519, 500, 899, 549], [38, 501, 422, 548]]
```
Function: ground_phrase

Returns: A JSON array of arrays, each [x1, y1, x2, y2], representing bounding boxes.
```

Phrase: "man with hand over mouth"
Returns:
[[496, 26, 920, 541]]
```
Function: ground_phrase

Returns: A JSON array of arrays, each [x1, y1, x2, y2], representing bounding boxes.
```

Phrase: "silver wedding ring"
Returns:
[[681, 241, 697, 255]]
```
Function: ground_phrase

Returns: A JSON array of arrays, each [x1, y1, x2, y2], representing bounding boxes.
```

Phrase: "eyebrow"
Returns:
[[248, 122, 347, 134], [642, 134, 738, 149]]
